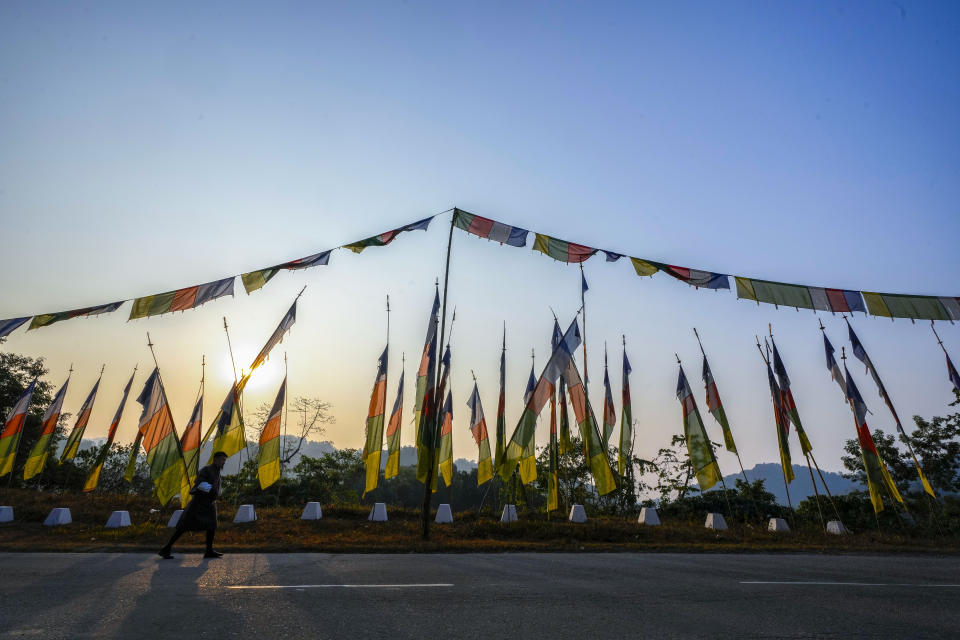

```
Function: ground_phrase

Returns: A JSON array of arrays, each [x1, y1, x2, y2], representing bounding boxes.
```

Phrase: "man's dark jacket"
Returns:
[[177, 464, 221, 531]]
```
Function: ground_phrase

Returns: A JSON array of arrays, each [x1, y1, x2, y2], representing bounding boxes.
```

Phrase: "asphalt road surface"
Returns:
[[1, 552, 959, 639]]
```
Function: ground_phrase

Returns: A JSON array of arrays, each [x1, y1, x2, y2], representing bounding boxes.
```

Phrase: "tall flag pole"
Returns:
[[694, 328, 747, 484], [846, 318, 935, 499], [601, 344, 616, 448], [1, 378, 39, 480], [580, 264, 589, 386], [140, 333, 193, 506], [84, 366, 137, 493], [547, 364, 560, 513], [422, 210, 457, 541], [675, 357, 727, 510], [384, 354, 405, 479], [517, 349, 538, 485], [258, 374, 286, 490], [362, 345, 388, 496], [841, 346, 906, 517], [59, 365, 104, 464], [755, 337, 794, 512], [618, 335, 633, 478], [467, 372, 493, 486], [21, 368, 70, 481], [494, 324, 507, 470], [931, 321, 960, 395], [180, 358, 205, 485]]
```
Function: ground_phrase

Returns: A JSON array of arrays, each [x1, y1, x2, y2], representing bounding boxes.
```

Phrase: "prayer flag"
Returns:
[[765, 362, 794, 484], [30, 301, 124, 330], [947, 352, 960, 394], [702, 353, 736, 454], [249, 300, 297, 373], [771, 339, 813, 455], [861, 292, 951, 321], [209, 383, 246, 461], [84, 370, 135, 492], [494, 333, 507, 470], [467, 383, 493, 486], [518, 361, 538, 484], [384, 371, 404, 479], [23, 376, 70, 480], [129, 278, 233, 320], [533, 233, 597, 263], [123, 431, 142, 483], [438, 390, 454, 488], [822, 333, 847, 397], [258, 377, 286, 490], [676, 366, 722, 491], [547, 383, 559, 512], [653, 263, 729, 290], [618, 349, 633, 476], [453, 209, 528, 247], [0, 379, 37, 477], [736, 277, 865, 313], [362, 348, 388, 496], [241, 250, 331, 294], [0, 317, 30, 338], [136, 368, 188, 506], [630, 257, 659, 277], [601, 351, 616, 447], [344, 216, 433, 253], [415, 290, 440, 485], [59, 375, 102, 463], [180, 394, 204, 484], [558, 377, 573, 455]]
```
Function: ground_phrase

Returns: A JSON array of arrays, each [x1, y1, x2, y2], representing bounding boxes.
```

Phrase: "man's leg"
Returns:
[[204, 529, 222, 558], [158, 529, 185, 558]]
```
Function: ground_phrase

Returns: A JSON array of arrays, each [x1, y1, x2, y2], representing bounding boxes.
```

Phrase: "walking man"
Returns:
[[159, 451, 227, 559]]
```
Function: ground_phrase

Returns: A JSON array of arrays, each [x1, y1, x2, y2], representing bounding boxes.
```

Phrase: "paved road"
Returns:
[[1, 552, 959, 638]]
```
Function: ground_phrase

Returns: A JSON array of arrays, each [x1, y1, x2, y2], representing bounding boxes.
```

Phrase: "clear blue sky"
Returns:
[[1, 1, 958, 477]]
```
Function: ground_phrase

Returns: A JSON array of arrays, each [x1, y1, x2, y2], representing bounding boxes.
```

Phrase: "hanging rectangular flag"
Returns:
[[258, 376, 286, 490], [601, 353, 616, 448], [653, 263, 730, 290], [467, 382, 493, 486], [362, 348, 388, 496], [29, 301, 125, 330], [702, 354, 737, 454], [453, 209, 528, 247], [136, 368, 188, 506], [180, 394, 204, 484], [129, 277, 234, 320], [23, 376, 70, 480], [603, 250, 624, 262], [770, 339, 813, 455], [425, 346, 452, 491], [241, 250, 332, 294], [618, 349, 633, 476], [0, 379, 38, 478], [59, 375, 102, 463], [822, 333, 847, 397], [533, 233, 597, 263], [344, 216, 434, 253], [558, 377, 573, 455], [84, 370, 135, 493], [384, 370, 404, 479], [676, 366, 722, 491], [415, 290, 440, 485], [736, 277, 865, 313], [844, 366, 905, 513], [765, 361, 794, 484], [630, 257, 659, 277], [0, 317, 30, 338], [861, 292, 951, 321], [249, 300, 297, 373], [518, 362, 538, 485], [438, 390, 454, 488], [209, 383, 247, 461]]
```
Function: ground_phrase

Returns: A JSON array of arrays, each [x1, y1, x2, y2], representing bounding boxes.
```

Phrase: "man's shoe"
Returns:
[[203, 550, 223, 559], [158, 549, 174, 560]]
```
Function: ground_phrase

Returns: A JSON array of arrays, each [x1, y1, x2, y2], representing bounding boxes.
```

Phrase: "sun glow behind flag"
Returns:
[[362, 348, 388, 496]]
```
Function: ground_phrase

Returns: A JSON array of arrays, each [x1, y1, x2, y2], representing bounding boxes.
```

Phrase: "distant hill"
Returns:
[[723, 463, 862, 506]]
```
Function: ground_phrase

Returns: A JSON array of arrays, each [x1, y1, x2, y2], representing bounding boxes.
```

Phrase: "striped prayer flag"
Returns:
[[344, 216, 433, 253], [22, 376, 70, 480], [653, 263, 730, 290], [0, 317, 30, 338], [453, 209, 528, 247], [415, 290, 440, 485], [518, 361, 538, 484], [558, 377, 573, 455], [249, 300, 297, 373], [547, 384, 559, 512], [129, 277, 234, 320], [494, 334, 507, 470], [765, 361, 794, 484], [180, 394, 204, 484], [241, 250, 331, 294], [630, 257, 659, 277], [845, 366, 905, 513], [601, 352, 616, 447], [425, 346, 452, 491], [0, 379, 37, 478], [362, 348, 388, 496], [84, 370, 135, 492], [438, 390, 454, 488], [735, 277, 865, 314], [862, 292, 952, 321], [702, 354, 737, 455], [947, 352, 960, 394], [384, 370, 404, 479], [771, 339, 813, 455], [136, 368, 188, 506], [467, 382, 493, 486], [29, 301, 124, 330], [676, 366, 722, 491], [822, 333, 847, 397], [59, 375, 102, 463], [258, 376, 286, 490], [209, 383, 246, 461], [123, 431, 142, 482], [533, 233, 597, 263], [618, 349, 633, 476]]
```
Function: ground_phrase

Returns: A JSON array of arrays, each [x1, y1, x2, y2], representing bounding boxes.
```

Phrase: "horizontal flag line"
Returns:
[[740, 581, 960, 587], [226, 583, 454, 590]]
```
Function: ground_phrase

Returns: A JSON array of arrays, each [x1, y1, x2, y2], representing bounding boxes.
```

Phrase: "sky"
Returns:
[[0, 1, 958, 477]]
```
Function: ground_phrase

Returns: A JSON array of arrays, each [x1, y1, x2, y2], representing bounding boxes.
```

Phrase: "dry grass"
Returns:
[[2, 488, 959, 554]]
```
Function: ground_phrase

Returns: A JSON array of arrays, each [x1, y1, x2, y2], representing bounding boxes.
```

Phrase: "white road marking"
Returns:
[[227, 583, 454, 590], [741, 581, 960, 587]]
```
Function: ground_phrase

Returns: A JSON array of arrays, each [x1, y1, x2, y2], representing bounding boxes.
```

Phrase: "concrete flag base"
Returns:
[[368, 502, 388, 522], [767, 517, 790, 532], [0, 506, 13, 523], [105, 511, 132, 528], [705, 513, 727, 530], [638, 507, 660, 526], [43, 508, 72, 526], [435, 504, 454, 524], [233, 504, 257, 523], [167, 510, 183, 528], [500, 504, 518, 523], [568, 504, 587, 523], [301, 502, 323, 520], [826, 520, 848, 535]]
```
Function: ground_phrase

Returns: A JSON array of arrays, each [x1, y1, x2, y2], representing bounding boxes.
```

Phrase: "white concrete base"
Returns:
[[568, 504, 587, 523], [105, 511, 131, 528], [826, 520, 848, 535], [0, 506, 13, 523], [43, 507, 72, 526], [167, 510, 183, 528], [500, 504, 518, 523], [368, 502, 388, 522], [233, 504, 257, 523], [705, 512, 727, 530], [435, 503, 453, 524], [301, 502, 323, 520], [767, 517, 790, 532], [638, 507, 660, 526]]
